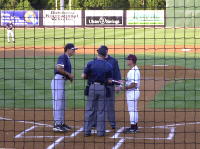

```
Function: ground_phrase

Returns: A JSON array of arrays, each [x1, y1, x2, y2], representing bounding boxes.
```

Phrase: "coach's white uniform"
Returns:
[[126, 65, 140, 125]]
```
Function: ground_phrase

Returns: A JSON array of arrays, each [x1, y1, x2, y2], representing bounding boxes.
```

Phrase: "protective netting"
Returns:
[[166, 0, 200, 27], [0, 1, 200, 149]]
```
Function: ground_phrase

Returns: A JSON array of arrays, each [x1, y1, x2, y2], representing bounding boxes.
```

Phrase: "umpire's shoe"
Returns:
[[123, 127, 138, 134]]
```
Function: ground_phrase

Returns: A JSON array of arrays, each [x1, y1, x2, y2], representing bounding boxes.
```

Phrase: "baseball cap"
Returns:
[[97, 45, 108, 56], [64, 43, 78, 51], [126, 54, 137, 62]]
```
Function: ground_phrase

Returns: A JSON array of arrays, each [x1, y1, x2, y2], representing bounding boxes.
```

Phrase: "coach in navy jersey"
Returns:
[[51, 43, 78, 132]]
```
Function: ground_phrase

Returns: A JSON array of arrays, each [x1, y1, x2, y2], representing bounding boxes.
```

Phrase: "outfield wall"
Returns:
[[166, 0, 200, 27], [0, 10, 165, 28]]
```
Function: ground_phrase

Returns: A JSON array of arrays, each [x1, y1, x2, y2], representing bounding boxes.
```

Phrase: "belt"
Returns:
[[127, 87, 139, 91], [91, 82, 105, 85], [55, 74, 66, 79]]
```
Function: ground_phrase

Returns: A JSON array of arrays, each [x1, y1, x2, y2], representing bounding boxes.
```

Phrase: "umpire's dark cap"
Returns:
[[64, 43, 78, 51], [126, 54, 137, 63], [97, 45, 108, 56]]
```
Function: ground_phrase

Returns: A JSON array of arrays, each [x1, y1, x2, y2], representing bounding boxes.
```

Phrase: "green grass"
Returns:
[[0, 53, 200, 109], [148, 79, 200, 109], [1, 28, 200, 46]]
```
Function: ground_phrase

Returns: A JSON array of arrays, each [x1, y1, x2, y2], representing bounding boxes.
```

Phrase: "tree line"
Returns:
[[0, 0, 165, 10]]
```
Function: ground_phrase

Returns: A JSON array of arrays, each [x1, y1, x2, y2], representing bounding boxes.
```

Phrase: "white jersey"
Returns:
[[125, 65, 140, 91]]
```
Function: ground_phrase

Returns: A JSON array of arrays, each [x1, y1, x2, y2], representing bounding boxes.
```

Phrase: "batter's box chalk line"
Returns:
[[1, 117, 200, 149]]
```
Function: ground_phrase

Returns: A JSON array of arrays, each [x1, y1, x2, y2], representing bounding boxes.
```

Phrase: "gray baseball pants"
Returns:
[[106, 85, 115, 127], [84, 83, 107, 136]]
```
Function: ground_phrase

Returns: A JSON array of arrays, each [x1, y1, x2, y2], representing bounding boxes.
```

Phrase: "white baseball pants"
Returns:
[[126, 90, 140, 124], [7, 30, 14, 42]]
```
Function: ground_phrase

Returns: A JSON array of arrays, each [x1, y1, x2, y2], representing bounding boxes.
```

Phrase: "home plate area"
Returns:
[[6, 117, 175, 149]]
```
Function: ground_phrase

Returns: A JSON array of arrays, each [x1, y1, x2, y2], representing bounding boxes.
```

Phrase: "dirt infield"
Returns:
[[0, 46, 200, 149], [0, 45, 200, 58]]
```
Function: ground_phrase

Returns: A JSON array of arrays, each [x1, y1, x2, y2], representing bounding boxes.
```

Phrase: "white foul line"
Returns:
[[111, 127, 124, 139], [19, 136, 61, 138], [46, 127, 83, 149], [46, 136, 65, 149], [70, 127, 83, 138], [0, 117, 52, 127], [15, 126, 37, 138], [112, 138, 125, 149]]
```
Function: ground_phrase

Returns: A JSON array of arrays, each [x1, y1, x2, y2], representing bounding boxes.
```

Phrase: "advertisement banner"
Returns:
[[1, 10, 39, 26], [43, 10, 82, 26], [85, 10, 123, 26], [126, 10, 164, 26]]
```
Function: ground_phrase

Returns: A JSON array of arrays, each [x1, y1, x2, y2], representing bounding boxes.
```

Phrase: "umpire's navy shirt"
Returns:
[[105, 55, 121, 80], [54, 54, 72, 75], [84, 59, 113, 84]]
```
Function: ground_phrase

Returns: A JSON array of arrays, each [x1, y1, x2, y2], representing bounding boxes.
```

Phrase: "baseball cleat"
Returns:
[[111, 126, 116, 129], [123, 127, 138, 134], [53, 124, 68, 132], [84, 133, 91, 137], [62, 124, 72, 130]]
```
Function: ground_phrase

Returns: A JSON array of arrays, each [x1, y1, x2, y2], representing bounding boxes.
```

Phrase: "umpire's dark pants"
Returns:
[[84, 83, 106, 136], [106, 85, 115, 127]]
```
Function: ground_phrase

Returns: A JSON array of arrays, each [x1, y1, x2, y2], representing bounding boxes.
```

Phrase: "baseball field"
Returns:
[[0, 27, 200, 149]]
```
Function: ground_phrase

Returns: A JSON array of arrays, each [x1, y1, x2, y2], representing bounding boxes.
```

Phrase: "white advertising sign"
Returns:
[[85, 10, 124, 26], [43, 10, 82, 26], [127, 10, 165, 26]]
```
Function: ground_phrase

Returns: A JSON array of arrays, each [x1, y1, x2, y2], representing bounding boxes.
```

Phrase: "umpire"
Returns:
[[91, 46, 121, 129], [82, 46, 113, 137], [104, 46, 121, 129]]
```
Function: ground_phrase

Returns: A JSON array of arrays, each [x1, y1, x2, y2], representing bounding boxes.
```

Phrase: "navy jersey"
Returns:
[[105, 55, 121, 81], [6, 22, 14, 30], [54, 54, 71, 75], [84, 59, 113, 84]]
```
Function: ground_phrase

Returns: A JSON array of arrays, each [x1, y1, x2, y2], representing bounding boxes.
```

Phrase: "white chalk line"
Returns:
[[111, 127, 125, 139], [0, 117, 52, 127], [148, 121, 200, 130], [15, 126, 38, 138], [111, 122, 200, 149], [70, 127, 84, 138], [46, 136, 65, 149], [167, 127, 175, 140], [46, 127, 83, 149], [117, 137, 170, 140], [111, 126, 174, 149], [112, 138, 125, 149], [1, 116, 200, 149]]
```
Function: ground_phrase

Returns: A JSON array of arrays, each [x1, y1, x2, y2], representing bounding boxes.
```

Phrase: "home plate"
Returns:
[[181, 49, 191, 52]]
